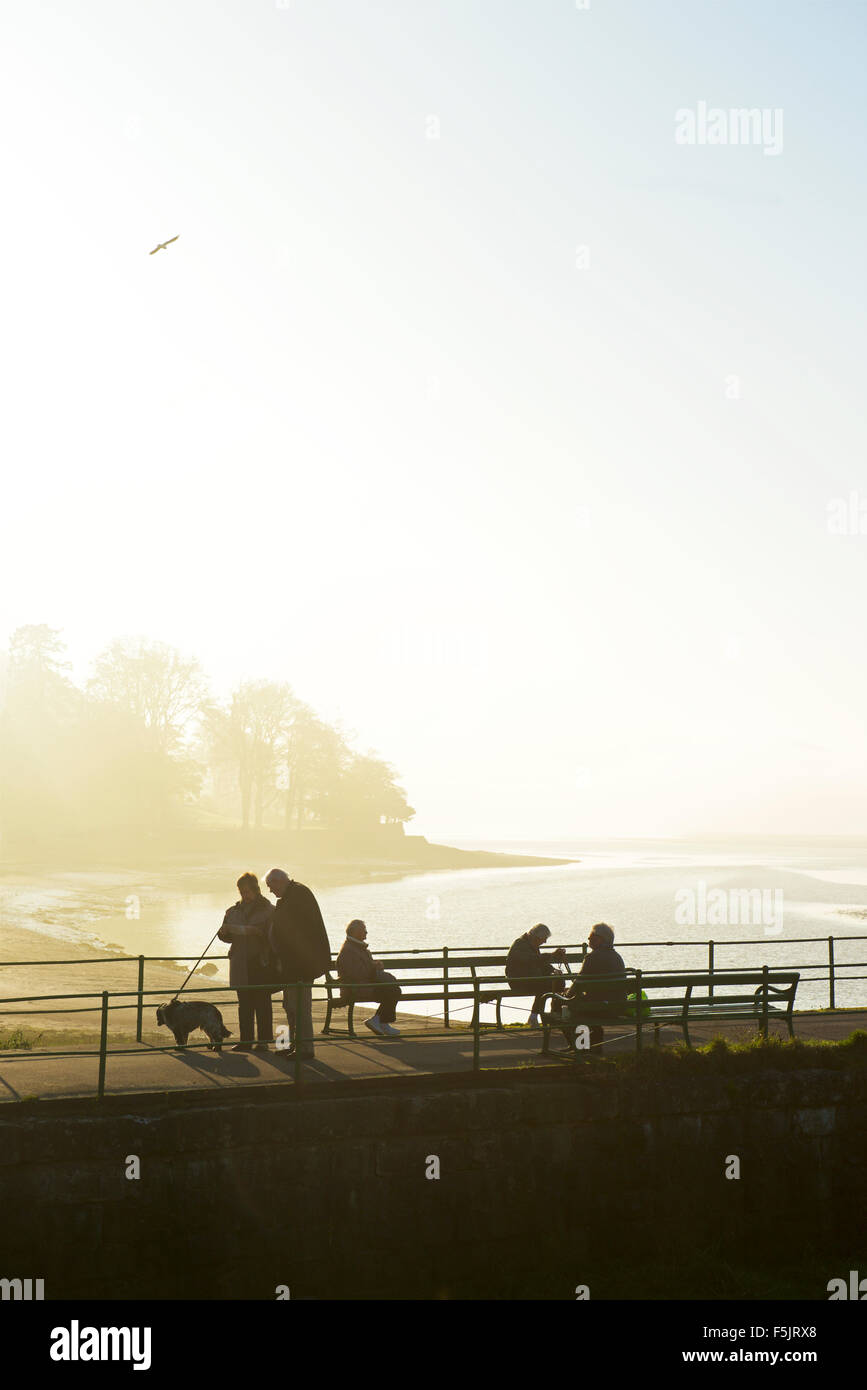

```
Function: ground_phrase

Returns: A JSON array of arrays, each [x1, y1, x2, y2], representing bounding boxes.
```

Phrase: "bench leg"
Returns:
[[654, 1022, 660, 1048], [348, 1003, 356, 1038], [322, 995, 333, 1035], [496, 995, 503, 1031]]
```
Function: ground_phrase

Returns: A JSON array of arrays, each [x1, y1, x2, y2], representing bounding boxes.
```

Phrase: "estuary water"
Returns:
[[2, 836, 867, 1016]]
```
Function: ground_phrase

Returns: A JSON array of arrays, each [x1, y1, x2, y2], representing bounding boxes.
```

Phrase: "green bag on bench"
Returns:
[[625, 989, 651, 1020]]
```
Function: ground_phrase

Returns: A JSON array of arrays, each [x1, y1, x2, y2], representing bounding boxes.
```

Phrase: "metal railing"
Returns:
[[0, 972, 547, 1096], [2, 934, 866, 1099], [3, 933, 866, 1021]]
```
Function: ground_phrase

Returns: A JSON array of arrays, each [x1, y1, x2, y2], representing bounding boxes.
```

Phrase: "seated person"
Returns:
[[336, 919, 402, 1038], [505, 923, 568, 1026], [561, 922, 628, 1051]]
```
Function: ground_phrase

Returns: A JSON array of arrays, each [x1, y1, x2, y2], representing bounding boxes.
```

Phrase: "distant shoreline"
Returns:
[[0, 835, 576, 882]]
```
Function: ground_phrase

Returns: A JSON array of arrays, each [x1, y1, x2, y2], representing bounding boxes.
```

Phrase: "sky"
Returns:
[[2, 0, 867, 840]]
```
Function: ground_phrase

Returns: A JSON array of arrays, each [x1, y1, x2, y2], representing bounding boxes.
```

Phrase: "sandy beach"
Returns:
[[0, 918, 218, 1043]]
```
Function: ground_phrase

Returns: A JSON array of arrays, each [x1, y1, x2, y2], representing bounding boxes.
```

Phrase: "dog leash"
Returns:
[[172, 927, 223, 1002]]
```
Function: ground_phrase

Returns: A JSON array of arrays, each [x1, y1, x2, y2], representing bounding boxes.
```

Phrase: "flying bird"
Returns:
[[149, 235, 179, 255]]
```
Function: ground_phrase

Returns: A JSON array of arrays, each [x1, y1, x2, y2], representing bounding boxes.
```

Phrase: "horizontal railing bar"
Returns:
[[2, 933, 866, 972], [5, 963, 867, 1009]]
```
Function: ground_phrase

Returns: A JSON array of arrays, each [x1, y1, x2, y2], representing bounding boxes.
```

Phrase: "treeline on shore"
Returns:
[[0, 625, 415, 848]]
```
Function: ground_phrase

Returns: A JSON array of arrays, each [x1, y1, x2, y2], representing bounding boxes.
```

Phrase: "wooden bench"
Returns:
[[321, 950, 587, 1036], [539, 968, 801, 1055]]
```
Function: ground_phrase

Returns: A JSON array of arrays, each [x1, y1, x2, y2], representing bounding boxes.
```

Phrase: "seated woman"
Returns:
[[218, 872, 276, 1051], [336, 920, 402, 1038]]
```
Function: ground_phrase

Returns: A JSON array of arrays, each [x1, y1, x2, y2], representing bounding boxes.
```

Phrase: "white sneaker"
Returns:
[[381, 1022, 401, 1037], [364, 1014, 386, 1037], [528, 1012, 541, 1028]]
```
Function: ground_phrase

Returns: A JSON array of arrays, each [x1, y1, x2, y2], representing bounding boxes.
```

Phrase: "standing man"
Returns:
[[266, 868, 331, 1060]]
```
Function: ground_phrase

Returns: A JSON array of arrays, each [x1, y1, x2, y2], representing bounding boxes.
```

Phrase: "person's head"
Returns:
[[528, 923, 551, 946], [265, 868, 290, 899], [237, 871, 259, 904], [588, 922, 615, 950], [346, 919, 367, 942]]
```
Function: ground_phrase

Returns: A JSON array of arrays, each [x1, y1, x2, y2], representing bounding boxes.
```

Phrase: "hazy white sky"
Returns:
[[2, 0, 867, 839]]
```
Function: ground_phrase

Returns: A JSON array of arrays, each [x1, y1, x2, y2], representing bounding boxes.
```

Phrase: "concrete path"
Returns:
[[0, 1003, 864, 1104]]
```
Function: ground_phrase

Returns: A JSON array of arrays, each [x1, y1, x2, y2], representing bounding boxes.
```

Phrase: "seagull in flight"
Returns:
[[149, 235, 179, 255]]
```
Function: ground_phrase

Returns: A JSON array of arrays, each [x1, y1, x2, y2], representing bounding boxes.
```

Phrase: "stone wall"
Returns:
[[1, 1064, 865, 1299]]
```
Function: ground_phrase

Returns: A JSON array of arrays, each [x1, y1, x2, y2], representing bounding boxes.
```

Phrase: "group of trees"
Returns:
[[0, 625, 414, 843]]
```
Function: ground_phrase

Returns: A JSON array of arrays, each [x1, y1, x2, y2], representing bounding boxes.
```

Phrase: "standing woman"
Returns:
[[218, 872, 276, 1051]]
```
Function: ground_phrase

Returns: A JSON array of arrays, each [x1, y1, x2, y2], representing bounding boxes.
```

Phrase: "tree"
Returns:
[[0, 626, 81, 839], [330, 753, 415, 828], [204, 680, 297, 830], [6, 624, 75, 717], [88, 638, 207, 755], [287, 715, 352, 829]]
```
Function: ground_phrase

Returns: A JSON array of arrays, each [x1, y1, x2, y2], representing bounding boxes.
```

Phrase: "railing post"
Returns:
[[635, 969, 643, 1054], [443, 947, 450, 1029], [97, 991, 109, 1099], [135, 955, 145, 1042], [293, 982, 303, 1085], [472, 979, 480, 1071], [828, 936, 836, 1010], [708, 940, 714, 1001], [761, 965, 769, 1039]]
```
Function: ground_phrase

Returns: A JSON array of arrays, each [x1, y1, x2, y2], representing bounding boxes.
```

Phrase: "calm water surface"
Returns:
[[4, 837, 867, 1015]]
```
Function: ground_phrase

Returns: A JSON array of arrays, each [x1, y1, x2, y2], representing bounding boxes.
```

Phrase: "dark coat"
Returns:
[[335, 935, 381, 1002], [218, 895, 276, 990], [268, 880, 331, 983], [505, 933, 558, 991], [568, 946, 628, 1009]]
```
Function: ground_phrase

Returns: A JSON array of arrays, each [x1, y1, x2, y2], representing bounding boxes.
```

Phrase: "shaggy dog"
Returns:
[[155, 999, 232, 1052]]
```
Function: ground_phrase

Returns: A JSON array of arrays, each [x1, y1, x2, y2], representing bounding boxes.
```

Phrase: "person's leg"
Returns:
[[282, 989, 296, 1050], [376, 973, 400, 1024], [564, 1010, 604, 1052], [294, 984, 314, 1055], [254, 990, 274, 1044], [236, 992, 254, 1048]]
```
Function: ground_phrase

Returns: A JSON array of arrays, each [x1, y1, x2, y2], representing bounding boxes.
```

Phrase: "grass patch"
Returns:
[[0, 1028, 44, 1051], [574, 1029, 867, 1076], [0, 1027, 168, 1052]]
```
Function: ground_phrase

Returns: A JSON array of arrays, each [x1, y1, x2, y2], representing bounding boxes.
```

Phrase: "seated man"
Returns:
[[505, 923, 567, 1026], [336, 919, 402, 1038], [561, 922, 628, 1052]]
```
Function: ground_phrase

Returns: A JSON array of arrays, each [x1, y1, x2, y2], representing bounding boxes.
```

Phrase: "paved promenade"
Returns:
[[0, 1002, 864, 1104]]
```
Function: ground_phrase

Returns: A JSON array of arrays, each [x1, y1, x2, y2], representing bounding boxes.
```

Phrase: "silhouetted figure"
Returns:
[[266, 868, 331, 1060], [218, 872, 275, 1051], [336, 919, 402, 1037], [563, 922, 628, 1051], [505, 923, 568, 1025]]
